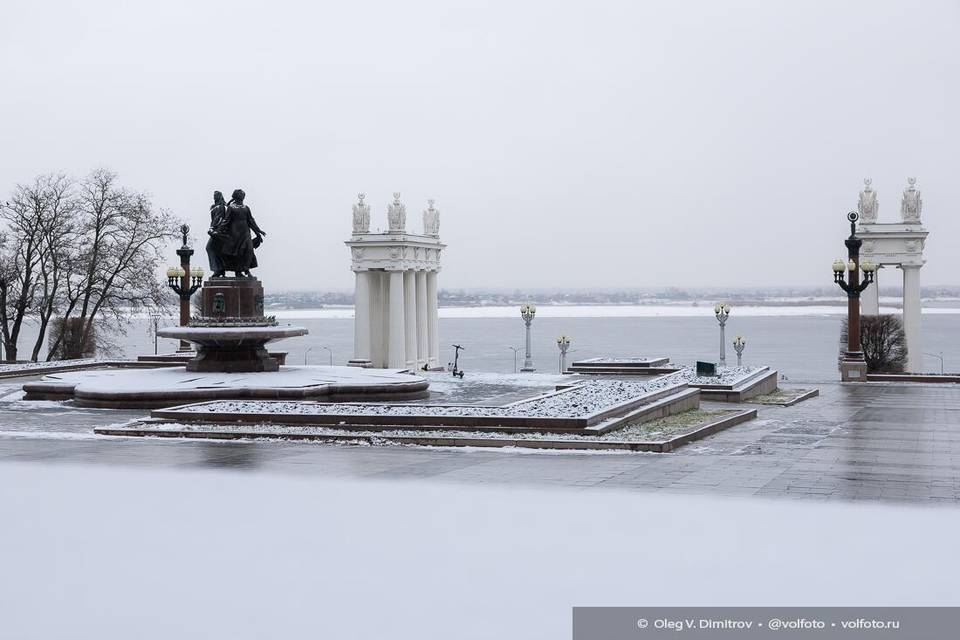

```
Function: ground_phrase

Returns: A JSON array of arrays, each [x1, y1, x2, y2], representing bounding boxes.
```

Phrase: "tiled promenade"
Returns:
[[2, 380, 959, 503]]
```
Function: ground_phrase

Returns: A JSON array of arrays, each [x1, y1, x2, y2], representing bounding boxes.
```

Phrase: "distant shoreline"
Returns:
[[267, 303, 960, 320]]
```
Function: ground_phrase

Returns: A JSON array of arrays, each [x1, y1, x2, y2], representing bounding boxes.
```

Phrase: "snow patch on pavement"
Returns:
[[177, 378, 685, 419]]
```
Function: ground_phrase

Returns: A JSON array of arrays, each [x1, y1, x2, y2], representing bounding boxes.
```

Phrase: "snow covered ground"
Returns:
[[661, 364, 764, 386], [0, 358, 102, 374], [0, 462, 956, 640], [178, 378, 685, 419], [136, 412, 735, 443], [422, 370, 566, 394], [572, 356, 665, 364], [37, 364, 423, 393]]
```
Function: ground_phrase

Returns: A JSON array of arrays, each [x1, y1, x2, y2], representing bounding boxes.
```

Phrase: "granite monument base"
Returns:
[[201, 276, 265, 319], [157, 277, 307, 374], [840, 356, 868, 382], [157, 326, 307, 373], [190, 342, 278, 373]]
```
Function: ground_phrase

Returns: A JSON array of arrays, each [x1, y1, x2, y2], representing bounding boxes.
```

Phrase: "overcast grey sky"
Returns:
[[1, 0, 957, 291]]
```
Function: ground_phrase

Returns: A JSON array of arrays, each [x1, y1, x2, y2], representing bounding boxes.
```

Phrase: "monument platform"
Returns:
[[157, 325, 306, 373], [159, 276, 307, 373], [567, 359, 779, 402], [22, 365, 429, 409], [566, 356, 671, 375], [137, 350, 289, 366]]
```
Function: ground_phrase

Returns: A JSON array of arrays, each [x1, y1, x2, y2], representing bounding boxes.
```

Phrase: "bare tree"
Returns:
[[30, 174, 78, 361], [841, 315, 908, 373], [0, 169, 177, 362], [860, 315, 908, 373], [0, 177, 50, 361], [46, 169, 177, 360]]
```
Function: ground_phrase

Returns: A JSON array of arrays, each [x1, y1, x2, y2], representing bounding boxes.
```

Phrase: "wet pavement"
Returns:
[[1, 377, 959, 504]]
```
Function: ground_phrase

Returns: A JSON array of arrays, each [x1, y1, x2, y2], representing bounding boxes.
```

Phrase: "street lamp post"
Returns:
[[166, 224, 204, 352], [833, 211, 876, 381], [148, 312, 162, 355], [508, 346, 520, 373], [321, 345, 333, 366], [556, 335, 571, 373], [733, 335, 746, 367], [925, 352, 944, 375], [519, 303, 537, 372], [713, 303, 731, 367]]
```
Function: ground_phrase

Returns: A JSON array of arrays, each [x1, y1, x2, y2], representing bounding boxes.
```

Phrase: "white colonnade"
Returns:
[[855, 177, 928, 372], [347, 194, 444, 370], [351, 268, 441, 369]]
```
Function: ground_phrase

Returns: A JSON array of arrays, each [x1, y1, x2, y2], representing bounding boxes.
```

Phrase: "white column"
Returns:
[[902, 265, 922, 372], [381, 274, 392, 367], [861, 265, 880, 316], [387, 270, 406, 368], [403, 270, 418, 369], [353, 271, 372, 363], [369, 272, 384, 367], [416, 270, 428, 367], [427, 270, 440, 368]]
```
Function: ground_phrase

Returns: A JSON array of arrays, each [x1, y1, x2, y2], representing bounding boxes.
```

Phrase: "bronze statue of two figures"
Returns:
[[205, 189, 266, 278], [188, 188, 284, 372], [198, 187, 274, 327]]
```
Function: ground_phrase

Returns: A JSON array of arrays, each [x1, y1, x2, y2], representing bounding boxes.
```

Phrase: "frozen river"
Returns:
[[12, 306, 959, 382]]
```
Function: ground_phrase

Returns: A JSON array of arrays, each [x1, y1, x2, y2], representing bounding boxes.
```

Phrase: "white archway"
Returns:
[[855, 178, 928, 372]]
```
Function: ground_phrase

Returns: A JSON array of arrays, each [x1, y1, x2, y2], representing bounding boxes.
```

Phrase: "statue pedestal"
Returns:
[[157, 277, 307, 373], [158, 326, 307, 373], [840, 354, 868, 382], [201, 277, 265, 319]]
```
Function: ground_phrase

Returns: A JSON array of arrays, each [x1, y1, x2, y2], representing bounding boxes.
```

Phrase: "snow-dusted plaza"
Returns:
[[0, 367, 956, 501], [3, 357, 773, 449], [3, 1, 959, 636], [2, 369, 960, 637], [21, 364, 430, 408]]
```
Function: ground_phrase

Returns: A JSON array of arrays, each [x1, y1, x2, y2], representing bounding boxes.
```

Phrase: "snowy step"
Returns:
[[149, 380, 696, 434]]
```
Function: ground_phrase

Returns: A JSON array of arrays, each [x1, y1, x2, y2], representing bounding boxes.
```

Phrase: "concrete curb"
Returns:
[[24, 378, 431, 410], [151, 384, 698, 434], [866, 373, 960, 384], [749, 388, 820, 407], [0, 360, 183, 380], [94, 408, 757, 453], [699, 368, 779, 402]]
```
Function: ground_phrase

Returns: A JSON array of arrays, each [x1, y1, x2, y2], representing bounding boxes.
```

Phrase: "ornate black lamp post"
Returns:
[[166, 224, 204, 352], [833, 211, 876, 381]]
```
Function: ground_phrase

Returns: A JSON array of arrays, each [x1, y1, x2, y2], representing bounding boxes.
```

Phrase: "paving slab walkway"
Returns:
[[1, 378, 959, 504]]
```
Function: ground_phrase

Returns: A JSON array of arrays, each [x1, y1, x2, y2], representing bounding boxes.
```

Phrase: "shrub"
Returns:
[[841, 314, 907, 373]]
